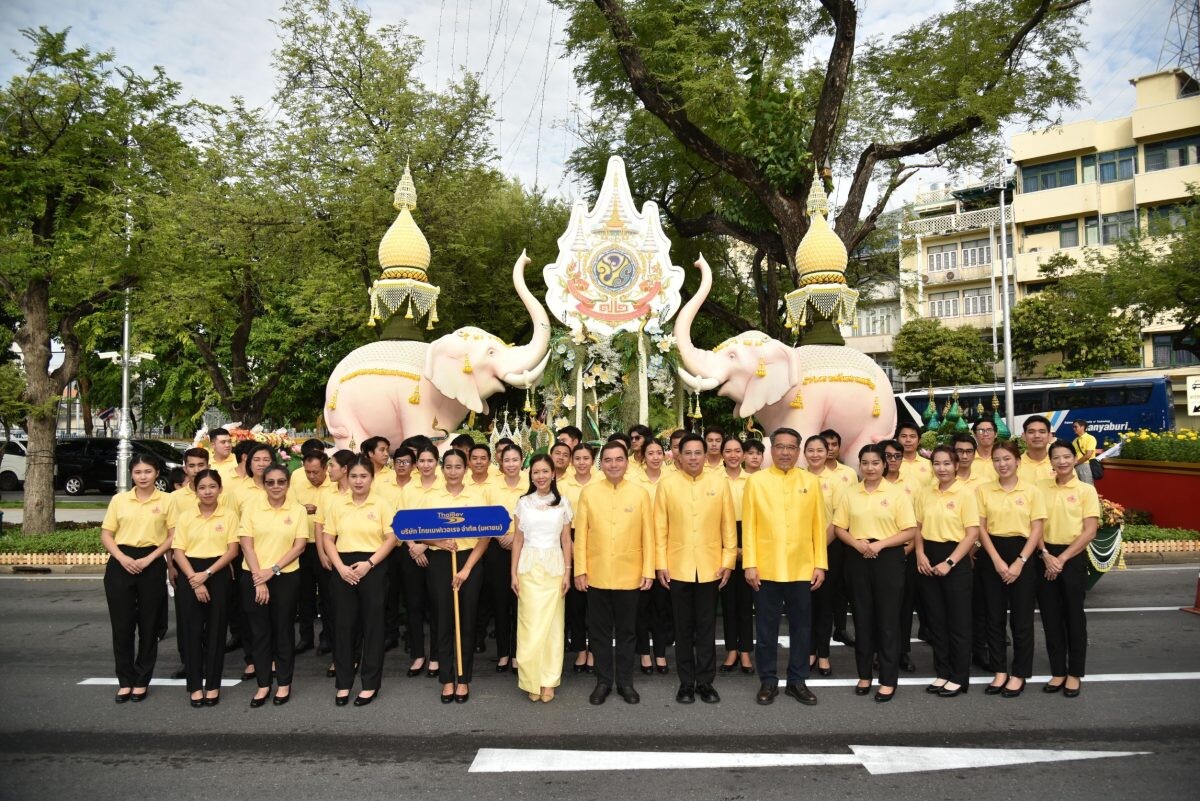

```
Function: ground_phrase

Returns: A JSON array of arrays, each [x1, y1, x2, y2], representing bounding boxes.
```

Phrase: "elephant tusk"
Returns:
[[677, 366, 719, 393], [503, 349, 551, 388]]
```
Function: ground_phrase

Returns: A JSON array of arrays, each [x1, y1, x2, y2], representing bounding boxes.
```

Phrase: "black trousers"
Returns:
[[482, 541, 517, 661], [831, 541, 850, 633], [587, 587, 639, 689], [565, 530, 588, 653], [754, 579, 812, 683], [636, 582, 672, 658], [428, 548, 484, 683], [811, 539, 845, 658], [972, 548, 990, 664], [228, 560, 255, 667], [1037, 544, 1088, 677], [384, 547, 405, 644], [670, 580, 719, 686], [918, 541, 973, 686], [104, 545, 167, 688], [720, 565, 754, 654], [331, 551, 388, 691], [979, 535, 1036, 678], [400, 547, 437, 661], [899, 547, 919, 656], [175, 556, 232, 692], [846, 543, 906, 686], [296, 542, 321, 644], [314, 550, 333, 650], [241, 569, 300, 688]]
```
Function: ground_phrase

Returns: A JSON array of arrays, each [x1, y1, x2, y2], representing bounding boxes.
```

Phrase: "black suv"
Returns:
[[55, 438, 183, 495]]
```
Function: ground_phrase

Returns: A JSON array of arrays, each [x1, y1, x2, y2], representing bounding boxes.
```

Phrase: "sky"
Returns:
[[0, 0, 1179, 209]]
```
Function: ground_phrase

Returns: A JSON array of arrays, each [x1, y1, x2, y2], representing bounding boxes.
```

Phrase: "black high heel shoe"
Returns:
[[115, 690, 131, 704], [654, 660, 669, 675], [326, 665, 337, 678], [203, 693, 221, 707], [1001, 678, 1026, 698], [816, 664, 833, 677], [938, 683, 967, 697], [129, 688, 148, 703], [407, 661, 425, 678], [1042, 680, 1064, 694], [641, 658, 654, 675], [1063, 683, 1081, 698], [190, 695, 204, 708], [249, 691, 270, 708], [335, 692, 350, 707], [854, 683, 871, 696], [496, 661, 510, 673], [353, 691, 378, 707], [427, 664, 439, 678], [740, 664, 755, 675]]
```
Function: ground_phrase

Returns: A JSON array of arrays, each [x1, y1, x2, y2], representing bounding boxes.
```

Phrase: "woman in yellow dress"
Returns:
[[511, 454, 574, 702], [418, 449, 492, 703], [1037, 440, 1099, 698], [100, 454, 173, 703], [324, 455, 399, 706], [172, 469, 240, 706], [633, 438, 671, 674], [720, 436, 755, 674], [237, 463, 308, 707]]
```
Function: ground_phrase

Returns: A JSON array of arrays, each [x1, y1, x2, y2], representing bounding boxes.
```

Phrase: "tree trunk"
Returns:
[[79, 375, 94, 436], [17, 279, 61, 535]]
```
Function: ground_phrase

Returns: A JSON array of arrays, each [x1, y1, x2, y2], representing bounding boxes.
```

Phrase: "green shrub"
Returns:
[[1123, 524, 1200, 542], [0, 528, 105, 554]]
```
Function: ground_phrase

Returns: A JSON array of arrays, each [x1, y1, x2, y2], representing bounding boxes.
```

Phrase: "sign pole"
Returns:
[[451, 548, 464, 680]]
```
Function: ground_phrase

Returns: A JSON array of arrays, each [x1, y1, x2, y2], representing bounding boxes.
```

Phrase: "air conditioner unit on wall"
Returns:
[[945, 271, 956, 280]]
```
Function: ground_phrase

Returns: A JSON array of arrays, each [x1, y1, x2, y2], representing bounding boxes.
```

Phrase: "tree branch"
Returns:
[[808, 1, 858, 172]]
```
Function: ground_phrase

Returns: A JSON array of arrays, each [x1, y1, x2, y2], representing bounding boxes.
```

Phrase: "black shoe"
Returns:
[[1042, 681, 1064, 694], [250, 692, 269, 708], [654, 662, 669, 675], [129, 689, 148, 703], [335, 692, 350, 707], [854, 683, 871, 696], [115, 690, 131, 704], [755, 681, 778, 705], [295, 639, 314, 655], [784, 682, 818, 705], [676, 684, 696, 704], [832, 629, 855, 647], [190, 697, 204, 708], [326, 666, 337, 678], [874, 688, 895, 703], [496, 662, 510, 673], [241, 667, 256, 681], [926, 682, 947, 694], [938, 684, 966, 698], [899, 653, 916, 672], [384, 637, 400, 653], [740, 664, 755, 675], [585, 663, 596, 674], [203, 694, 221, 707], [353, 691, 378, 706], [696, 683, 720, 704], [718, 662, 735, 674], [172, 666, 187, 679], [1001, 679, 1026, 698], [407, 662, 426, 678], [273, 691, 291, 706], [440, 690, 455, 704], [616, 686, 640, 704], [815, 665, 832, 676], [1063, 684, 1081, 698], [224, 636, 242, 653], [454, 690, 470, 704], [641, 661, 654, 675], [427, 665, 439, 678], [984, 679, 1007, 695], [589, 684, 611, 705], [474, 642, 487, 654], [573, 663, 588, 674]]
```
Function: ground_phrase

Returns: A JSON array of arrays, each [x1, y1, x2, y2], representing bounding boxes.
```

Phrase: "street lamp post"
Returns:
[[98, 294, 154, 494]]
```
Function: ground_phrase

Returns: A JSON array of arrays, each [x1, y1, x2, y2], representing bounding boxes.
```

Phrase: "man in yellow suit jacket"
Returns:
[[742, 427, 828, 706], [654, 433, 737, 705], [574, 441, 654, 705]]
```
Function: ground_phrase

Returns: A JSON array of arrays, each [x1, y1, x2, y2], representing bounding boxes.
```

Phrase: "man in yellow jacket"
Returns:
[[742, 427, 828, 706], [654, 433, 737, 704], [574, 441, 654, 705]]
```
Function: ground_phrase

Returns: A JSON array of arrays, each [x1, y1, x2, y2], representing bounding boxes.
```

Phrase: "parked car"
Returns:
[[55, 438, 183, 495], [1, 439, 28, 491]]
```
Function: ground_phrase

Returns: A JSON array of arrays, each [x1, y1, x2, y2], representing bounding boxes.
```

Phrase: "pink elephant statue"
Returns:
[[674, 255, 896, 463], [324, 252, 550, 450]]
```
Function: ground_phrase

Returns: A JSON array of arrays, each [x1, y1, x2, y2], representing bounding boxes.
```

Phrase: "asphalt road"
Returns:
[[0, 566, 1196, 800]]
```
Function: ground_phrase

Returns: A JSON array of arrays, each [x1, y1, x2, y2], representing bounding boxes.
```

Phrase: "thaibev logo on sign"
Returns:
[[391, 506, 511, 541]]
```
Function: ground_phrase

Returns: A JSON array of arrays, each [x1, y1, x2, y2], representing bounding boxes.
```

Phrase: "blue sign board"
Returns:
[[391, 505, 512, 542]]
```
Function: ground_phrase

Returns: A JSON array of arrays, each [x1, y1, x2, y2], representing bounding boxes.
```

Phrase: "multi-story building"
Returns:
[[846, 68, 1200, 396]]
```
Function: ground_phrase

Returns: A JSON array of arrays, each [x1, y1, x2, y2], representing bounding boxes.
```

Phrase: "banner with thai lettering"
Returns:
[[391, 506, 512, 541]]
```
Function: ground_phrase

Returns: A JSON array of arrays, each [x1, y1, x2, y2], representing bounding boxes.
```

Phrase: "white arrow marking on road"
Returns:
[[468, 746, 1147, 776]]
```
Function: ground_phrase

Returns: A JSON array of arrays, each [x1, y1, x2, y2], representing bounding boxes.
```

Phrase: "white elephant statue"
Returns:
[[674, 255, 896, 463], [324, 252, 550, 450]]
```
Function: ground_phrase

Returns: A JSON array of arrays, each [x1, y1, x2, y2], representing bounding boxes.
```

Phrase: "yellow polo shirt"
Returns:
[[573, 478, 654, 590], [897, 455, 933, 487], [833, 480, 917, 540], [973, 452, 998, 483], [1039, 477, 1101, 546], [210, 453, 239, 483], [288, 476, 331, 542], [415, 483, 492, 551], [373, 469, 401, 491], [559, 472, 596, 515], [323, 493, 397, 554], [954, 472, 985, 493], [824, 462, 859, 490], [102, 489, 170, 547], [1018, 452, 1054, 485], [975, 479, 1048, 537], [491, 476, 527, 533], [174, 506, 239, 559], [227, 475, 263, 514], [631, 469, 665, 505], [399, 476, 444, 509], [166, 485, 234, 529], [724, 469, 749, 521], [742, 466, 828, 582], [238, 499, 308, 572], [916, 482, 980, 543], [315, 484, 349, 526], [808, 467, 849, 521], [885, 475, 917, 499], [1073, 433, 1098, 460], [653, 470, 737, 581]]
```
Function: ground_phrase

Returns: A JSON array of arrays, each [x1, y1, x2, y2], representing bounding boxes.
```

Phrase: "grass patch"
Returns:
[[0, 528, 105, 553], [0, 500, 110, 509], [1123, 524, 1200, 542]]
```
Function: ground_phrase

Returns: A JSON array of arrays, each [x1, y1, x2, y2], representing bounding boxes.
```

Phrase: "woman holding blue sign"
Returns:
[[420, 449, 492, 704], [323, 456, 399, 707], [511, 454, 574, 702]]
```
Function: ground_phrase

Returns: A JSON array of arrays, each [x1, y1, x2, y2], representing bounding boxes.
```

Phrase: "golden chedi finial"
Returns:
[[378, 158, 431, 281], [794, 170, 847, 284]]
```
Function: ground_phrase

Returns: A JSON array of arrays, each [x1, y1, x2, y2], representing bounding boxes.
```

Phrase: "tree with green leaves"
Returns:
[[0, 28, 189, 533], [555, 0, 1088, 338], [893, 318, 995, 388]]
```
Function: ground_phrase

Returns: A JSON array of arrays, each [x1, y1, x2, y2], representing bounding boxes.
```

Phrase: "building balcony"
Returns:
[[1012, 182, 1099, 224], [842, 332, 895, 354], [1131, 93, 1200, 140], [928, 312, 996, 330], [1135, 164, 1200, 206], [1012, 120, 1098, 163], [913, 186, 957, 209], [902, 205, 1011, 237], [923, 263, 995, 286]]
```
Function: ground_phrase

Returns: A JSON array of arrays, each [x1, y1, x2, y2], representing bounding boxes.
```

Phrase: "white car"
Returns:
[[1, 439, 28, 491]]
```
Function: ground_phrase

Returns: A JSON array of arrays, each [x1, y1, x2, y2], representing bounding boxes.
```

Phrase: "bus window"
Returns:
[[1014, 391, 1047, 414]]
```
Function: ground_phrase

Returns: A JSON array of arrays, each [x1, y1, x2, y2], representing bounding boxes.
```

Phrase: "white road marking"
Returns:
[[469, 746, 1148, 775], [79, 678, 242, 687], [776, 671, 1200, 687]]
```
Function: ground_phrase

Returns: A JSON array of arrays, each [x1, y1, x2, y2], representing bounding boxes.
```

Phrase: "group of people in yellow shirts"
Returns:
[[98, 412, 1098, 709]]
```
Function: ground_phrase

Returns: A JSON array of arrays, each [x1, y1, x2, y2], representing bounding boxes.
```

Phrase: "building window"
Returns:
[[1081, 154, 1097, 183], [1144, 134, 1200, 171], [1097, 147, 1137, 183], [960, 238, 991, 267], [1084, 215, 1100, 246], [855, 306, 896, 336], [962, 287, 993, 316], [1025, 219, 1080, 248], [926, 242, 957, 271], [1152, 335, 1200, 367], [1147, 204, 1189, 233], [1022, 158, 1077, 193], [928, 291, 959, 318], [1101, 210, 1138, 244]]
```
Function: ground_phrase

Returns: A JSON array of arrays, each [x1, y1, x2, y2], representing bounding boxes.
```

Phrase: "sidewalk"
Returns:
[[2, 508, 107, 525]]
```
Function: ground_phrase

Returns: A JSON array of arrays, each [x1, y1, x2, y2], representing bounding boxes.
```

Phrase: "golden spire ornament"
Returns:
[[368, 159, 442, 328], [783, 171, 859, 334]]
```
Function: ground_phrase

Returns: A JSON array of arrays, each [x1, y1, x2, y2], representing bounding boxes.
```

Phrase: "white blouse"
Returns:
[[513, 493, 573, 575]]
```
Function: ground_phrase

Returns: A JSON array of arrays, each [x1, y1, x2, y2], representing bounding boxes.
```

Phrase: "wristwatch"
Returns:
[[1017, 554, 1028, 563], [204, 568, 213, 577], [270, 564, 282, 576], [944, 558, 955, 568]]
